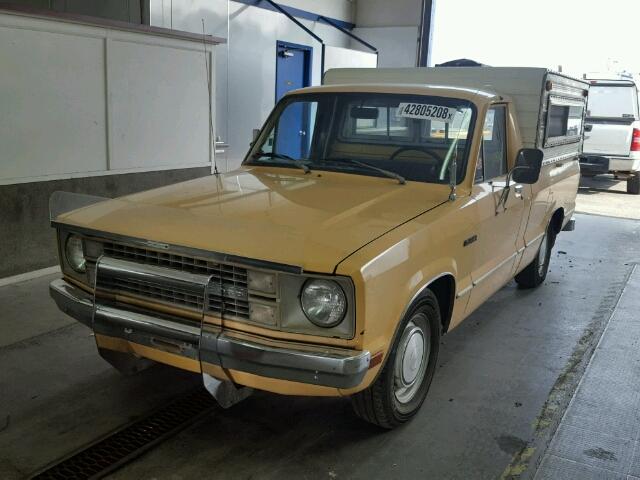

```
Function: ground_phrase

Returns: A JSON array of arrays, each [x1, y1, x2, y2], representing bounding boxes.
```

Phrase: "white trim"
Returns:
[[0, 163, 212, 186], [455, 284, 473, 299], [472, 252, 518, 287], [525, 232, 545, 248], [0, 266, 60, 287]]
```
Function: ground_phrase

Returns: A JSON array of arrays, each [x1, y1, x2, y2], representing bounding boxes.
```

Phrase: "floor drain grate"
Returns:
[[30, 387, 217, 480]]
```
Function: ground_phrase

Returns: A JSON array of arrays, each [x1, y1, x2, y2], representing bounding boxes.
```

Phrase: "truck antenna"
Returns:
[[202, 19, 219, 176]]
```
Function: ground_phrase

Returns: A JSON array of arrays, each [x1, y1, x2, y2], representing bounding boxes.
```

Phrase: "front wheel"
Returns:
[[515, 224, 554, 289], [350, 290, 441, 429]]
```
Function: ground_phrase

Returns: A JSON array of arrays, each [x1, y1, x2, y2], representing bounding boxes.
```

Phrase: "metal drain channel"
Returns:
[[30, 387, 217, 480]]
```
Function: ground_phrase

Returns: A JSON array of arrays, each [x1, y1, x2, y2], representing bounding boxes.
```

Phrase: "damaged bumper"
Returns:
[[49, 279, 370, 390]]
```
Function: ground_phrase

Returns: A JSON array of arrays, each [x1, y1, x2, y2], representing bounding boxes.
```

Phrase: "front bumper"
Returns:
[[49, 279, 370, 390]]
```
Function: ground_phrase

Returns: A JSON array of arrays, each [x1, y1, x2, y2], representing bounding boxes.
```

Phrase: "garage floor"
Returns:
[[535, 266, 640, 479], [577, 174, 640, 220], [2, 183, 639, 479]]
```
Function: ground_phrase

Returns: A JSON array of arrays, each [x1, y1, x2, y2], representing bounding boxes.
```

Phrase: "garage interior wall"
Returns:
[[149, 0, 358, 171], [351, 0, 421, 67], [0, 7, 220, 277], [4, 0, 148, 23], [1, 0, 371, 278]]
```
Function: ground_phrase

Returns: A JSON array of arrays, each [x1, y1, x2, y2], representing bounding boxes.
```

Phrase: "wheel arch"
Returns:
[[397, 272, 456, 339], [367, 272, 455, 387], [549, 207, 565, 236]]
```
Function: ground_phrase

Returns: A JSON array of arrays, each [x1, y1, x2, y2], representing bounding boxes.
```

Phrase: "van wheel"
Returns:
[[515, 224, 554, 289], [350, 290, 440, 429], [627, 174, 640, 195]]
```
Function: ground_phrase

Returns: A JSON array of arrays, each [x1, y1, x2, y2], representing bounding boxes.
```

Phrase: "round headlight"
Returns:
[[300, 279, 347, 328], [65, 234, 86, 273]]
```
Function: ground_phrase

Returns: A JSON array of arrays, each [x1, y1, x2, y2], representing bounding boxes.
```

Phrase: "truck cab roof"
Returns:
[[292, 83, 502, 106]]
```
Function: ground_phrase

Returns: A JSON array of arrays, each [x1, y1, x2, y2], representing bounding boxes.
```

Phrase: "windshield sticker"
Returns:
[[397, 103, 454, 122]]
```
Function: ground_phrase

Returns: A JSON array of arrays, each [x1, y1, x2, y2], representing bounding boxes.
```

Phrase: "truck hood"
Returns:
[[58, 167, 449, 272]]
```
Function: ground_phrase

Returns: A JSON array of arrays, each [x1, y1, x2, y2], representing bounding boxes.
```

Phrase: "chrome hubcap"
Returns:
[[394, 318, 429, 404], [538, 233, 548, 276]]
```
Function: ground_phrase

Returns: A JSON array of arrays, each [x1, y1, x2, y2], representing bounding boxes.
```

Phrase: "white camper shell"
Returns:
[[323, 67, 589, 166]]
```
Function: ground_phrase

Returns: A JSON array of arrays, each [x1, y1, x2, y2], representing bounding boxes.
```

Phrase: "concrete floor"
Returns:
[[1, 193, 639, 479], [577, 174, 640, 220], [535, 266, 640, 479]]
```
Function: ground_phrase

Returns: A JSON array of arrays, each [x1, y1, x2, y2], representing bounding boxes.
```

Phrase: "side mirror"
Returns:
[[512, 148, 543, 184], [252, 128, 261, 142]]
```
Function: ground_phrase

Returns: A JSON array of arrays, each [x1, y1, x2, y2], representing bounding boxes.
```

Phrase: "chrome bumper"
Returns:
[[49, 279, 370, 389]]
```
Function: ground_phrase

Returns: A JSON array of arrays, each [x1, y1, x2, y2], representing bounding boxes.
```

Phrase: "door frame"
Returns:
[[275, 40, 313, 102]]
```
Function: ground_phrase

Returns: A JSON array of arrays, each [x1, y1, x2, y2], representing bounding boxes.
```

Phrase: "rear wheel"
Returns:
[[627, 173, 640, 195], [350, 290, 440, 429], [515, 223, 554, 289]]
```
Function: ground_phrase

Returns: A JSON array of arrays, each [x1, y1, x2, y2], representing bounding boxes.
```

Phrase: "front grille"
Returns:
[[101, 276, 205, 311], [101, 242, 250, 319]]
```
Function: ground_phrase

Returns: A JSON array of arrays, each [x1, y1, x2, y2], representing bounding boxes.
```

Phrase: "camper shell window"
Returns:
[[544, 96, 585, 147]]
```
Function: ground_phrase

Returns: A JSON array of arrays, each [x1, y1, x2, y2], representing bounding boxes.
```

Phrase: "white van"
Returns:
[[580, 79, 640, 194]]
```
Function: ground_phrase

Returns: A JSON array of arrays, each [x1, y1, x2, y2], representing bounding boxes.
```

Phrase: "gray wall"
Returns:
[[1, 0, 358, 277], [150, 0, 355, 171], [351, 0, 421, 67], [1, 167, 210, 278], [5, 0, 148, 23]]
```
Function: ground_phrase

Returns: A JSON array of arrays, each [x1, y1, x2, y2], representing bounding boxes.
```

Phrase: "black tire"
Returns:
[[350, 290, 441, 429], [515, 223, 554, 289], [627, 174, 640, 195]]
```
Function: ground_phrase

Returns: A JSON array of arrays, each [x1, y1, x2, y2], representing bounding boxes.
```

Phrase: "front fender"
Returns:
[[336, 228, 466, 394]]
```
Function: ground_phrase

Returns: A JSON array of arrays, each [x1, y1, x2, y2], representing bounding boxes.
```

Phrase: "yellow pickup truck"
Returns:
[[49, 67, 587, 428]]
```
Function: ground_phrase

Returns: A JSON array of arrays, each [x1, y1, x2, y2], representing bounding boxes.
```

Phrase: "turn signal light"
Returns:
[[632, 128, 640, 152]]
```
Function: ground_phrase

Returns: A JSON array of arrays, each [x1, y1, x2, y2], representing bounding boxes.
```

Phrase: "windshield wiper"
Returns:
[[328, 158, 406, 185], [251, 152, 311, 174]]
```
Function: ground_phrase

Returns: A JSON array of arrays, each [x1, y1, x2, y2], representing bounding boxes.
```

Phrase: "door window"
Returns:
[[476, 106, 507, 182]]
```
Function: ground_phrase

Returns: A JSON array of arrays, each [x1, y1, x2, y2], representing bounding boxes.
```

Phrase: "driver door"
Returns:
[[465, 105, 530, 314]]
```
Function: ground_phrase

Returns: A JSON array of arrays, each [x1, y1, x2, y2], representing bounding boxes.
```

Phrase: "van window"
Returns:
[[587, 85, 638, 119], [476, 106, 507, 182], [544, 96, 584, 147]]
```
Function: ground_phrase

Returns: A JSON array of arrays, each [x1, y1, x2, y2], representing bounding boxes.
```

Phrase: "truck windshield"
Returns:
[[587, 85, 639, 119], [245, 93, 476, 184]]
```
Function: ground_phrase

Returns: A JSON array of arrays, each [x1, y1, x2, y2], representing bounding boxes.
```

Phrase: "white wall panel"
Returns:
[[0, 23, 107, 181], [107, 39, 212, 170], [0, 11, 216, 184], [324, 45, 377, 71]]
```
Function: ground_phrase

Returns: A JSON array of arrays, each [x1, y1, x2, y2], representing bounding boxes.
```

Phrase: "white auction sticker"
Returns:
[[397, 103, 454, 122]]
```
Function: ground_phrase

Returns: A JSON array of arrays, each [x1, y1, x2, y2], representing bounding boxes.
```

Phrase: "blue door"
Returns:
[[275, 42, 312, 159]]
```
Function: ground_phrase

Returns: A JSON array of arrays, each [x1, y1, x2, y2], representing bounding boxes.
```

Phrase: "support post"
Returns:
[[417, 0, 435, 67]]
